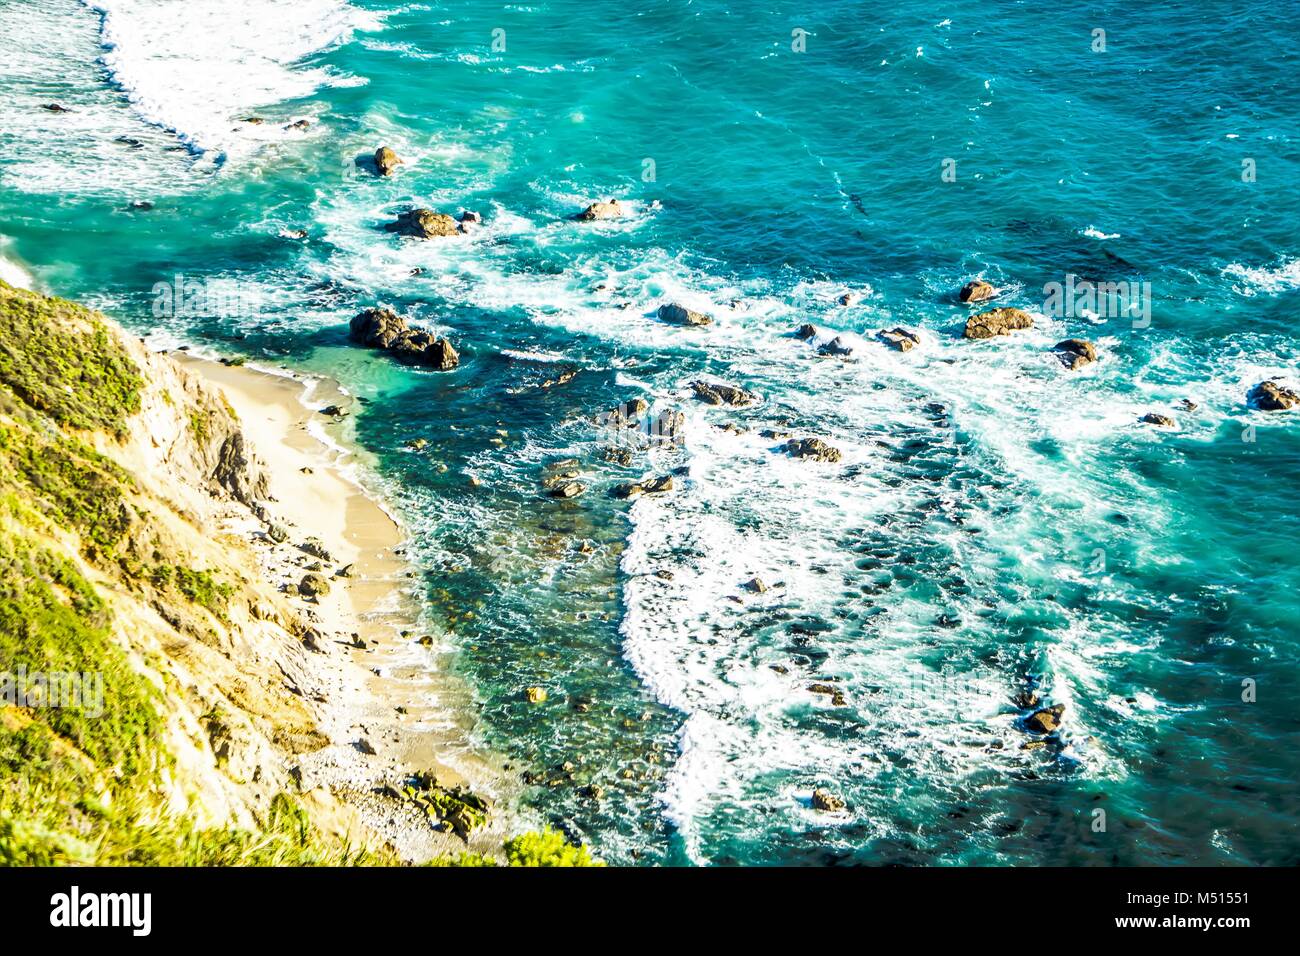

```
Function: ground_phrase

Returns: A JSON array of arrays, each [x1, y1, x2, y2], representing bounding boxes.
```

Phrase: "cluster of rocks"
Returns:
[[1250, 380, 1300, 411], [380, 771, 490, 838], [542, 459, 586, 499], [795, 322, 920, 355], [349, 308, 459, 369]]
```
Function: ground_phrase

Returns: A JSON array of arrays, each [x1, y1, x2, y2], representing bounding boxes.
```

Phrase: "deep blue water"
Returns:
[[2, 0, 1299, 864]]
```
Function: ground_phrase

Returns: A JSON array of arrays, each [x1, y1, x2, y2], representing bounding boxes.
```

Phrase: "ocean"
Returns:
[[2, 0, 1298, 865]]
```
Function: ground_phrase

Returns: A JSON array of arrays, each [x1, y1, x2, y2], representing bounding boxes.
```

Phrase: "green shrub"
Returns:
[[0, 280, 143, 436], [429, 827, 603, 867]]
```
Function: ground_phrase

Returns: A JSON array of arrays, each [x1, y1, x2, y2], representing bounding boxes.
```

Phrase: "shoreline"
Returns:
[[174, 353, 516, 862]]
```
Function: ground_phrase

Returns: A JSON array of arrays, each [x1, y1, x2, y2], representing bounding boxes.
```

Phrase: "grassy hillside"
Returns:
[[0, 280, 597, 867]]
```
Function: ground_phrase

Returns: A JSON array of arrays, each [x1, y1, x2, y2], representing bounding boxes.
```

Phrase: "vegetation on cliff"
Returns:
[[0, 280, 599, 868]]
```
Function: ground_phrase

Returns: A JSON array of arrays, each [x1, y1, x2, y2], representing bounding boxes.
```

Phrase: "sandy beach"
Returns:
[[177, 354, 513, 862]]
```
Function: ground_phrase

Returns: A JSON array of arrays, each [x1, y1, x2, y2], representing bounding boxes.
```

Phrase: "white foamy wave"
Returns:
[[82, 0, 382, 162], [1081, 225, 1120, 240], [0, 240, 34, 289], [1223, 258, 1300, 296]]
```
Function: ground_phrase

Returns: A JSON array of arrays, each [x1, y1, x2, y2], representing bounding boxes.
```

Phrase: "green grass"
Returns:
[[150, 564, 233, 615], [430, 828, 604, 867], [0, 280, 143, 437]]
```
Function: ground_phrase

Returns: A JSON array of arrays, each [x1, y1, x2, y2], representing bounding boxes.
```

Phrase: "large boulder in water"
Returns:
[[1025, 704, 1065, 734], [959, 279, 997, 303], [576, 199, 624, 221], [963, 307, 1034, 340], [350, 308, 459, 369], [785, 437, 842, 463], [879, 327, 920, 352], [690, 380, 757, 406], [1054, 338, 1097, 370], [374, 146, 402, 176], [384, 207, 460, 238], [1249, 380, 1300, 411], [658, 303, 713, 327], [1140, 412, 1176, 427]]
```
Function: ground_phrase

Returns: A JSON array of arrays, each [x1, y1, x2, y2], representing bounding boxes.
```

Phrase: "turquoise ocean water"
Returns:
[[2, 0, 1298, 864]]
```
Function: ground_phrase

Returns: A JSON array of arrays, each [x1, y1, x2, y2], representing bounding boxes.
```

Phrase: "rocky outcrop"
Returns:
[[811, 788, 845, 812], [548, 480, 585, 499], [959, 279, 996, 303], [1249, 380, 1300, 411], [613, 475, 674, 499], [1054, 338, 1097, 370], [1025, 704, 1065, 734], [1140, 413, 1176, 427], [785, 437, 842, 463], [690, 380, 757, 406], [818, 336, 855, 357], [576, 200, 624, 221], [658, 303, 713, 327], [374, 146, 402, 176], [795, 324, 818, 340], [299, 572, 331, 598], [879, 327, 920, 352], [349, 308, 460, 370], [963, 307, 1033, 340], [384, 208, 461, 238]]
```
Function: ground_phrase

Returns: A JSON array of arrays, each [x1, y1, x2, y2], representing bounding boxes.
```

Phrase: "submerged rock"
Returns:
[[785, 437, 843, 463], [963, 307, 1033, 340], [374, 146, 402, 176], [525, 686, 548, 703], [576, 199, 624, 221], [658, 302, 713, 327], [879, 327, 920, 352], [384, 207, 460, 238], [838, 291, 859, 307], [1054, 338, 1098, 370], [350, 308, 459, 369], [959, 279, 997, 303], [1249, 380, 1300, 411], [42, 103, 72, 113], [1140, 412, 1176, 427], [690, 380, 757, 406]]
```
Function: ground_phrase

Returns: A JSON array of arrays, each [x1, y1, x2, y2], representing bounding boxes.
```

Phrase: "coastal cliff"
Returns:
[[0, 279, 593, 866]]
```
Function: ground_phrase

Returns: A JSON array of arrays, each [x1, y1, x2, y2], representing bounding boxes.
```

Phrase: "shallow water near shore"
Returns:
[[2, 0, 1299, 865]]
